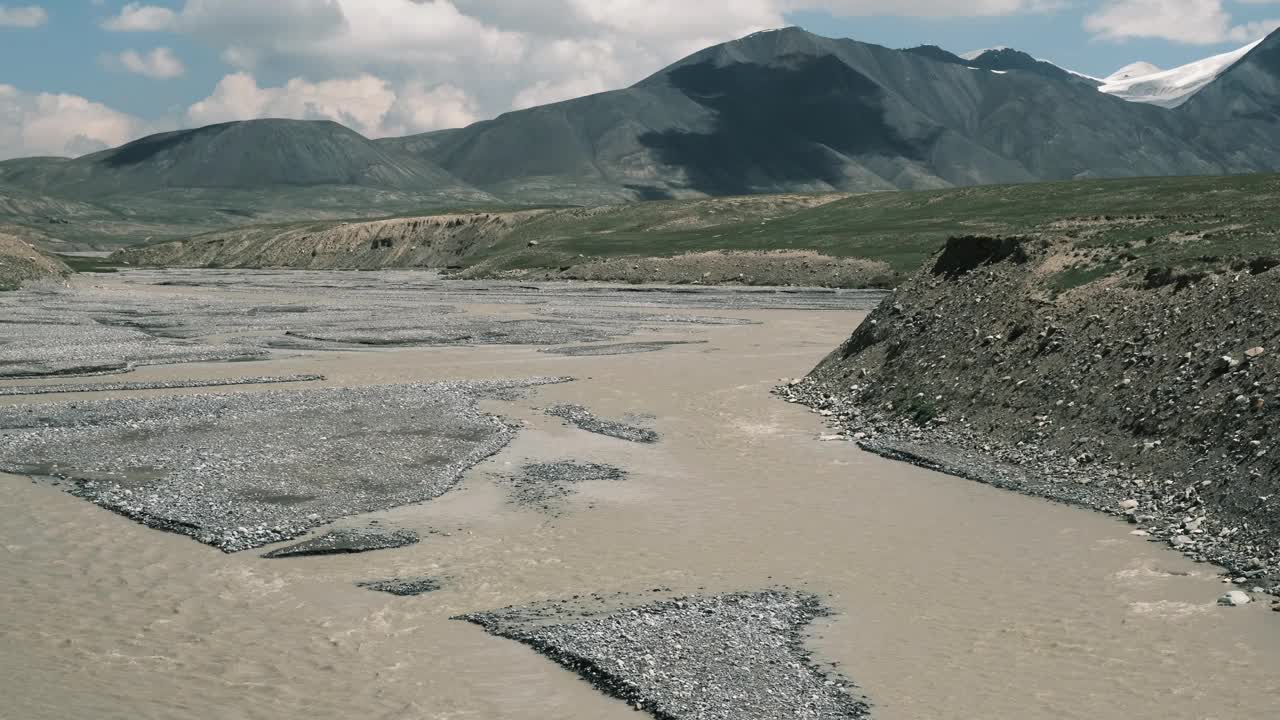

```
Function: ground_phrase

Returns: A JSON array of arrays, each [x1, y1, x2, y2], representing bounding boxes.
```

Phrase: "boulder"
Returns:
[[1217, 590, 1252, 607]]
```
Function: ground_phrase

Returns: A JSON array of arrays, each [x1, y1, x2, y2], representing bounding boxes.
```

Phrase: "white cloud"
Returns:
[[382, 81, 480, 134], [1085, 0, 1280, 44], [140, 0, 782, 119], [1232, 17, 1280, 40], [118, 47, 186, 79], [0, 4, 46, 27], [158, 0, 1064, 126], [788, 0, 1066, 17], [0, 85, 146, 160], [101, 2, 176, 31], [188, 73, 395, 134], [186, 71, 476, 137]]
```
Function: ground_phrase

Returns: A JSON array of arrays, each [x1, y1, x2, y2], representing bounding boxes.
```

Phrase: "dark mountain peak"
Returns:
[[902, 45, 967, 65], [962, 47, 1098, 86], [93, 119, 361, 169], [967, 47, 1035, 65], [1180, 26, 1280, 121], [646, 26, 836, 77], [1254, 25, 1280, 50], [1237, 24, 1280, 73]]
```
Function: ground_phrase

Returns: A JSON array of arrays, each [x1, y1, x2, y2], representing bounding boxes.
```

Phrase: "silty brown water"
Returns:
[[1, 273, 1277, 720]]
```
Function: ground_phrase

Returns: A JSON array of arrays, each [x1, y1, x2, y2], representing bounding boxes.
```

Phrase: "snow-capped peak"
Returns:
[[1099, 39, 1263, 108], [1104, 61, 1163, 83]]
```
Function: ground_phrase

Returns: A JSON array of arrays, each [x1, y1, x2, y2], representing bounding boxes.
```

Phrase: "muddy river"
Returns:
[[0, 272, 1277, 719]]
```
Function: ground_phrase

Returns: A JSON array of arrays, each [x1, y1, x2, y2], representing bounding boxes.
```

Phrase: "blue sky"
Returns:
[[797, 5, 1279, 76], [1, 1, 1278, 159]]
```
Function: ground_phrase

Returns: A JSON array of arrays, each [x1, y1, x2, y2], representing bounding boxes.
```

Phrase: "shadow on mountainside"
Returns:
[[637, 54, 931, 195]]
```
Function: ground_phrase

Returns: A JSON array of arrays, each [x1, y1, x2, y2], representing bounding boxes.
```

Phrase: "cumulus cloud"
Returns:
[[0, 85, 146, 159], [186, 71, 476, 137], [155, 0, 1065, 123], [0, 4, 46, 27], [117, 47, 186, 79], [787, 0, 1066, 17], [1085, 0, 1280, 44], [101, 2, 177, 31], [381, 81, 480, 134], [188, 72, 395, 132], [120, 0, 781, 118]]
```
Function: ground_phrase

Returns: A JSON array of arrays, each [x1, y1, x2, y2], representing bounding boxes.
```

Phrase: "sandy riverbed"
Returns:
[[1, 271, 1277, 719]]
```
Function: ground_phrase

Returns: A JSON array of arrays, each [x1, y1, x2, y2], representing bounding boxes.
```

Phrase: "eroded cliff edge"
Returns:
[[786, 235, 1280, 594]]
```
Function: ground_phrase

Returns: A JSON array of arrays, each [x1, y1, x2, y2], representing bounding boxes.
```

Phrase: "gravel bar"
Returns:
[[261, 529, 419, 558], [356, 576, 443, 596], [459, 590, 868, 719], [0, 374, 324, 396], [0, 322, 265, 378], [547, 404, 659, 443], [0, 378, 570, 551]]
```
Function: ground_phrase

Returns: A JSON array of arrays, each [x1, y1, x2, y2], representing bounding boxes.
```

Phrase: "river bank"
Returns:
[[786, 235, 1280, 601]]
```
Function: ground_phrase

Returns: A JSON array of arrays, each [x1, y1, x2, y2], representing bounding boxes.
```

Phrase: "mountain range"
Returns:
[[3, 26, 1280, 246]]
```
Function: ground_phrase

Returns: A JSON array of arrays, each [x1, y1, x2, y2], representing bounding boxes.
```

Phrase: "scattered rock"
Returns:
[[498, 461, 627, 513]]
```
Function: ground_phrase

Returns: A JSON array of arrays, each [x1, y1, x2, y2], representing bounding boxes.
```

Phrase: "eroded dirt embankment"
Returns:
[[787, 236, 1280, 593], [116, 211, 560, 270], [0, 231, 69, 290], [107, 193, 880, 287], [112, 211, 550, 270]]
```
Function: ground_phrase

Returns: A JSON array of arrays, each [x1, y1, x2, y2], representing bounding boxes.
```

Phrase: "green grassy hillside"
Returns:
[[117, 174, 1280, 288], [466, 173, 1280, 274]]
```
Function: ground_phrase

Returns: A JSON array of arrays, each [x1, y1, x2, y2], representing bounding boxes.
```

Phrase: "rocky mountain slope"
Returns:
[[0, 120, 501, 251], [383, 26, 1280, 204], [785, 233, 1280, 592], [384, 28, 1182, 202]]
